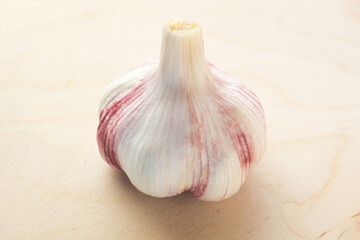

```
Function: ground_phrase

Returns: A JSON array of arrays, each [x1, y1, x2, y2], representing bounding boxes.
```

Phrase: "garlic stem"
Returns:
[[157, 19, 211, 91]]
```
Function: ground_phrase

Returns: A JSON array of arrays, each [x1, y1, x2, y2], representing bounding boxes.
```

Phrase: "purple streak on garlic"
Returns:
[[97, 19, 266, 201]]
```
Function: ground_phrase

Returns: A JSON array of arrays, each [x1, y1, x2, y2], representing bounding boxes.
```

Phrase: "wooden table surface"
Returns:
[[1, 0, 360, 239]]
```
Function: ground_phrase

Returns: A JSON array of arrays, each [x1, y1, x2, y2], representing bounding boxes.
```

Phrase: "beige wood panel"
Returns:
[[1, 0, 360, 239]]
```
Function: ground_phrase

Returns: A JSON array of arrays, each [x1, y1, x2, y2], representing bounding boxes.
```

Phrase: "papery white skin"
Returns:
[[97, 19, 266, 201]]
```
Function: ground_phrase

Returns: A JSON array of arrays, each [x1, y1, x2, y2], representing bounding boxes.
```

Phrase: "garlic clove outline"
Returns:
[[97, 19, 266, 201]]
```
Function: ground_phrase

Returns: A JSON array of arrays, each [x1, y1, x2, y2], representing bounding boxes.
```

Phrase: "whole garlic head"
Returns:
[[97, 19, 266, 201]]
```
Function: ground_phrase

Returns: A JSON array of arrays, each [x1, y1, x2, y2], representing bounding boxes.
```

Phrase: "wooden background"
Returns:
[[1, 0, 360, 239]]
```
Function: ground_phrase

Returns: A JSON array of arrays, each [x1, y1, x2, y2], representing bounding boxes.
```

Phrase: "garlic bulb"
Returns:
[[97, 19, 266, 201]]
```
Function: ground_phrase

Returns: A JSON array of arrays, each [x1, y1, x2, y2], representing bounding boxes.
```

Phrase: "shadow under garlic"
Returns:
[[105, 165, 272, 240]]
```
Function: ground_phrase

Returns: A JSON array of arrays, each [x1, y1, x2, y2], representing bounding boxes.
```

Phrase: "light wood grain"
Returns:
[[1, 0, 360, 239]]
